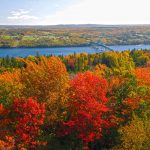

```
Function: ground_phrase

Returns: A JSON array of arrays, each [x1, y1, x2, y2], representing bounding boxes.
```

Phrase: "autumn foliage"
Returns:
[[20, 56, 69, 123], [0, 136, 15, 150], [12, 97, 46, 148], [58, 72, 114, 148], [0, 98, 46, 149], [0, 51, 150, 149], [135, 67, 150, 86]]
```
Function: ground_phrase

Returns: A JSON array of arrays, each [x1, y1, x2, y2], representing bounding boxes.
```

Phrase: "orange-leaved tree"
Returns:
[[0, 104, 14, 150], [135, 67, 150, 87]]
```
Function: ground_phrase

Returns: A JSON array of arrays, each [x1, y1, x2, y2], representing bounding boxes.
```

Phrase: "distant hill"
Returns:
[[0, 24, 150, 47], [0, 24, 150, 29]]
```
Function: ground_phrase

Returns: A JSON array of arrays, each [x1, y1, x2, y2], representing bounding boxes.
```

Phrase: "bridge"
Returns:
[[90, 42, 114, 52]]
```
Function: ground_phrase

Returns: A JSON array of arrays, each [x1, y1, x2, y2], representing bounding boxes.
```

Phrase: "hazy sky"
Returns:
[[0, 0, 150, 25]]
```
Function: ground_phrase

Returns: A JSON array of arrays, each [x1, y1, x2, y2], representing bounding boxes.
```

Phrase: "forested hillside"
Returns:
[[0, 50, 150, 149], [0, 25, 150, 48]]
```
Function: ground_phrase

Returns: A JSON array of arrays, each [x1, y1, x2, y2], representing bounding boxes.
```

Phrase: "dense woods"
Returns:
[[0, 25, 150, 48], [0, 49, 150, 149]]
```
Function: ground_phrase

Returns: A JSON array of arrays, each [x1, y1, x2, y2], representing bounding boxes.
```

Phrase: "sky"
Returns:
[[0, 0, 150, 25]]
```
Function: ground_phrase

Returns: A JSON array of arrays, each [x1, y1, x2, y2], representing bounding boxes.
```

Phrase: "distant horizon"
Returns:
[[0, 23, 150, 26]]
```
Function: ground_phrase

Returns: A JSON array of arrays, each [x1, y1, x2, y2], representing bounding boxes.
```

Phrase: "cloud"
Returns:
[[5, 0, 150, 25], [8, 9, 38, 20], [41, 0, 150, 25]]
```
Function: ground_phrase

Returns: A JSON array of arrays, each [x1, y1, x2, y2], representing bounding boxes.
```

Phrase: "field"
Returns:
[[0, 25, 150, 48]]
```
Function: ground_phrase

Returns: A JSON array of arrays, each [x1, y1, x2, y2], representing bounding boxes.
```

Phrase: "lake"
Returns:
[[0, 45, 150, 57]]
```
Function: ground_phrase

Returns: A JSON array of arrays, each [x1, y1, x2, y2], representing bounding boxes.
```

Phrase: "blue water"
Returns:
[[0, 45, 150, 57]]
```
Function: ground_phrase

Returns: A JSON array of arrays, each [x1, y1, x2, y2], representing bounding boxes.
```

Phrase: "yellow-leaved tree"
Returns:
[[0, 69, 23, 106], [112, 113, 150, 150], [20, 56, 69, 124]]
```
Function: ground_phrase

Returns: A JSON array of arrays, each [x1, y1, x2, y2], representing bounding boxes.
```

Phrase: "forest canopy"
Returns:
[[0, 49, 150, 149]]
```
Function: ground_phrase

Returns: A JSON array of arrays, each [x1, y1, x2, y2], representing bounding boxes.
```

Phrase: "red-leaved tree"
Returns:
[[12, 97, 46, 149], [59, 72, 114, 149]]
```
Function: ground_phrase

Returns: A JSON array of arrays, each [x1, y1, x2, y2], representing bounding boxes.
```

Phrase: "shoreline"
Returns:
[[0, 43, 150, 49]]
